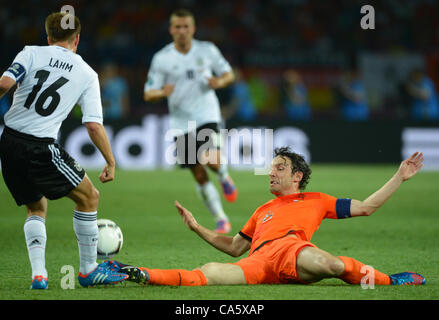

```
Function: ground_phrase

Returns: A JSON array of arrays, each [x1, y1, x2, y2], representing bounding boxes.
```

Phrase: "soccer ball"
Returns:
[[97, 219, 123, 259]]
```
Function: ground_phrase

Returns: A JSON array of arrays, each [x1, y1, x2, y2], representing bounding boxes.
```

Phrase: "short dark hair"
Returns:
[[169, 8, 195, 23], [45, 12, 81, 43], [274, 147, 312, 190]]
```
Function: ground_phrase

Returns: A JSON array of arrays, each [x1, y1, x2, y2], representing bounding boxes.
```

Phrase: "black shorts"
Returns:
[[0, 126, 85, 206], [174, 122, 221, 168]]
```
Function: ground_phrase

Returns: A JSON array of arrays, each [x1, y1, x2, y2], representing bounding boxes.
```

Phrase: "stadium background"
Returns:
[[1, 0, 439, 170]]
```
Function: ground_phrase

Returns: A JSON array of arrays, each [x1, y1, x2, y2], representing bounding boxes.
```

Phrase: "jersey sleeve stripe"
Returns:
[[239, 231, 252, 242]]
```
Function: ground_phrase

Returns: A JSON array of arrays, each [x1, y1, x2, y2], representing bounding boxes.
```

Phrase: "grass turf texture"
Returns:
[[0, 165, 438, 300]]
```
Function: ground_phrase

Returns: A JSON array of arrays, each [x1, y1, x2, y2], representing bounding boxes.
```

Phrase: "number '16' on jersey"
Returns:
[[2, 45, 103, 139]]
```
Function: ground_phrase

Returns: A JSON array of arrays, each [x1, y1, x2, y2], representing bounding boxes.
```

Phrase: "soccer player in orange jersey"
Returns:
[[112, 147, 425, 286]]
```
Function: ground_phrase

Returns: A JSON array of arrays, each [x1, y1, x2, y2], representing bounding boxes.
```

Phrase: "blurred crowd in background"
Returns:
[[1, 0, 439, 122]]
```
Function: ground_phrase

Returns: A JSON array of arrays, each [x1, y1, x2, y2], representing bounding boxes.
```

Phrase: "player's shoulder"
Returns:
[[21, 45, 39, 52], [302, 191, 330, 198], [301, 192, 337, 202], [193, 39, 219, 52], [75, 55, 98, 77], [17, 45, 41, 56], [193, 39, 216, 48], [61, 50, 98, 78], [42, 46, 97, 75], [153, 43, 175, 58], [303, 192, 325, 197], [253, 198, 277, 213]]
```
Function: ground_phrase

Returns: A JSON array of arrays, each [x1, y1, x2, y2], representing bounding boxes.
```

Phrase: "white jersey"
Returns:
[[144, 39, 232, 133], [2, 45, 103, 139]]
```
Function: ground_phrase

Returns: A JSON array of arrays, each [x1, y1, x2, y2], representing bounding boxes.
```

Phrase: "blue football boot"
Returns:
[[102, 260, 136, 272], [102, 260, 149, 284], [78, 261, 129, 287], [119, 266, 150, 284], [30, 275, 48, 289], [389, 272, 426, 285]]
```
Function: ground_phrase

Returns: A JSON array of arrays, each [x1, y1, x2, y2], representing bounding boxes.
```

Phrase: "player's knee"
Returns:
[[88, 187, 100, 208], [328, 258, 345, 276], [315, 255, 344, 277], [76, 186, 99, 211], [200, 262, 223, 285], [192, 167, 208, 184], [320, 256, 345, 277]]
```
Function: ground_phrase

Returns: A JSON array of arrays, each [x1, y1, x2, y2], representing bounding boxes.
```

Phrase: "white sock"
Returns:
[[24, 216, 48, 279], [216, 162, 229, 183], [73, 210, 99, 275], [196, 181, 228, 222]]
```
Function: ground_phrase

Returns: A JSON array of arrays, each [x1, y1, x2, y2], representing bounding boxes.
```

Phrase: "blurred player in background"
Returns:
[[406, 69, 439, 121], [0, 12, 128, 289], [144, 9, 237, 233], [283, 69, 311, 121], [111, 147, 425, 287]]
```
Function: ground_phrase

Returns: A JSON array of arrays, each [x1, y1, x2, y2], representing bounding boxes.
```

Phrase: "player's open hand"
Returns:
[[175, 200, 198, 231], [99, 164, 115, 183], [398, 152, 424, 181]]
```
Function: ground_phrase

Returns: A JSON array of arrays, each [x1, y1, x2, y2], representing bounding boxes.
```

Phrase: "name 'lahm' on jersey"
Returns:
[[2, 45, 103, 139]]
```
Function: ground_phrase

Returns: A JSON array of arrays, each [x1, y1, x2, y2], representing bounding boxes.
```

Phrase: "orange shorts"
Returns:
[[232, 236, 316, 284]]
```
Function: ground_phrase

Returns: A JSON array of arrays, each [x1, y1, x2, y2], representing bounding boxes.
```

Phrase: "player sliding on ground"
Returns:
[[111, 147, 426, 286]]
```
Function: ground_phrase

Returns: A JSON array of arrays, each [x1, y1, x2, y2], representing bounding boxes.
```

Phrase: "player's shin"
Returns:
[[73, 210, 99, 275], [196, 181, 228, 222], [140, 268, 207, 286], [24, 216, 48, 279], [338, 256, 391, 285]]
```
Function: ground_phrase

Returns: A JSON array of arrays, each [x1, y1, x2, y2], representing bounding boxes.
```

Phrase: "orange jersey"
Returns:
[[239, 192, 351, 255]]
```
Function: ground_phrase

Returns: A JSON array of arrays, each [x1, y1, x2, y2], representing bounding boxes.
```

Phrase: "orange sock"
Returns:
[[338, 256, 390, 285], [139, 267, 207, 286]]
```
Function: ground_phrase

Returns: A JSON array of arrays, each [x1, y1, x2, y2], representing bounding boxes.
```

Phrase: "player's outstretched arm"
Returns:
[[0, 75, 16, 99], [175, 201, 250, 257], [350, 152, 424, 217], [84, 121, 116, 183]]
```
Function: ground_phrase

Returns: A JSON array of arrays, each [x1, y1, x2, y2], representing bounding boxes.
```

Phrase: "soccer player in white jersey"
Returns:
[[144, 9, 237, 233], [0, 12, 128, 289]]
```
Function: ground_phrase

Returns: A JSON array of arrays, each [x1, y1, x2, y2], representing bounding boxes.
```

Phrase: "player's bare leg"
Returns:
[[26, 196, 48, 219], [204, 149, 237, 203], [296, 246, 400, 285], [190, 163, 209, 185], [65, 174, 128, 287], [296, 247, 345, 282], [65, 174, 100, 279], [200, 262, 246, 285], [119, 261, 246, 286], [66, 173, 100, 212]]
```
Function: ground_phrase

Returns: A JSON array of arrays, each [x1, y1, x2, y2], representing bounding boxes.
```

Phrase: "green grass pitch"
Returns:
[[0, 164, 438, 300]]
